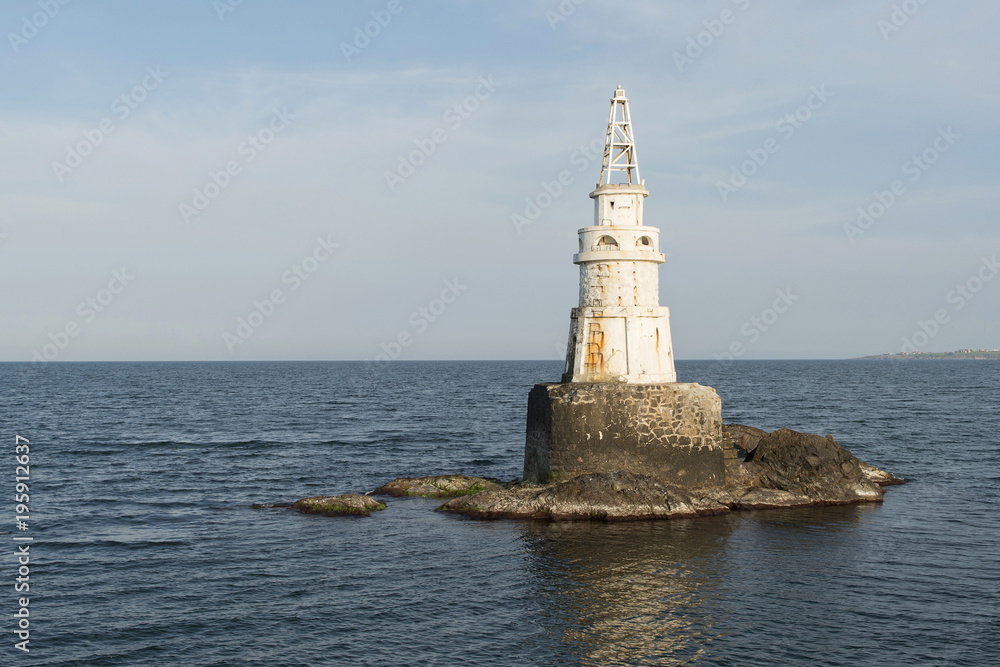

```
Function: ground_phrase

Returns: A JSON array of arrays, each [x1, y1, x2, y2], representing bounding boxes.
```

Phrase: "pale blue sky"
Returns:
[[2, 0, 998, 361]]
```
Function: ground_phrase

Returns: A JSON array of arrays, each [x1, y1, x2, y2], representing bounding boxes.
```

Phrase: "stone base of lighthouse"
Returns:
[[523, 382, 725, 486]]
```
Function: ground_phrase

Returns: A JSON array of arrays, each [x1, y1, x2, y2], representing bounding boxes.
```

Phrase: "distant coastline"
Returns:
[[855, 349, 1000, 360]]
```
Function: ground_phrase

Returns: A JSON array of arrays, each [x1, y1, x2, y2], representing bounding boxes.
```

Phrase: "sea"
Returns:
[[1, 360, 998, 666]]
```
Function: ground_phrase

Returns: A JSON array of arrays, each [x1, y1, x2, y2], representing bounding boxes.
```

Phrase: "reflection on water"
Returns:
[[519, 517, 734, 665], [518, 505, 879, 666]]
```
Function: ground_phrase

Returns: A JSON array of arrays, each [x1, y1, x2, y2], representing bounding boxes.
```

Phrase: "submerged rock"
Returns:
[[859, 461, 905, 486], [291, 494, 386, 517], [370, 474, 501, 498], [439, 428, 902, 521]]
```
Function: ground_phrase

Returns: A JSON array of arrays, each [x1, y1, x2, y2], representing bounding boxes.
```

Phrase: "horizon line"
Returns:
[[0, 357, 912, 364]]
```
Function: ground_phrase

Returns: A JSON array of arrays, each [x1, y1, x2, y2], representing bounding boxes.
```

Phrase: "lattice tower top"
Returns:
[[598, 85, 641, 186]]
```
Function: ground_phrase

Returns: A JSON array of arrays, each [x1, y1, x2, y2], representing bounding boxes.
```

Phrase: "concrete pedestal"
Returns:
[[523, 382, 725, 487]]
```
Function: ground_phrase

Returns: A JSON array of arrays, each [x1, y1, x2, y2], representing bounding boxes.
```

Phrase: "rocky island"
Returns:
[[375, 425, 901, 521], [278, 424, 902, 522]]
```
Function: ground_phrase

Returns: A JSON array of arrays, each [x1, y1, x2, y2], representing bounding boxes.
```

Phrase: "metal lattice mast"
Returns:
[[598, 85, 640, 186]]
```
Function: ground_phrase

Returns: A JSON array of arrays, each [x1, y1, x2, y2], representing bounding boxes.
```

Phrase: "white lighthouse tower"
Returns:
[[562, 86, 677, 383]]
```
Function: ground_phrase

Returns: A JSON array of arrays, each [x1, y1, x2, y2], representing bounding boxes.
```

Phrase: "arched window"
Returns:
[[637, 236, 653, 250], [595, 235, 619, 248]]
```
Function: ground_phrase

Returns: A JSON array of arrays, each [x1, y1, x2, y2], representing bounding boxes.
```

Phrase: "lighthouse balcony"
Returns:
[[573, 249, 665, 264]]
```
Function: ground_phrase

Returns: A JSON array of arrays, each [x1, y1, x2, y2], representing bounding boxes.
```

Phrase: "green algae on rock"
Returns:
[[291, 493, 386, 517], [370, 474, 502, 498]]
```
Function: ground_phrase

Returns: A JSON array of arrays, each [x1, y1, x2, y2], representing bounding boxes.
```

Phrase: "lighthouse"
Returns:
[[523, 86, 724, 487], [562, 85, 677, 384]]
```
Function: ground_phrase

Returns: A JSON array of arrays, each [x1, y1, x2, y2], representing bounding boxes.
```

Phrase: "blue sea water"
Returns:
[[1, 360, 998, 666]]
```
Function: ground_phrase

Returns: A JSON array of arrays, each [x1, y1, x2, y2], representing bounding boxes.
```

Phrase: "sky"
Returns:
[[1, 0, 998, 362]]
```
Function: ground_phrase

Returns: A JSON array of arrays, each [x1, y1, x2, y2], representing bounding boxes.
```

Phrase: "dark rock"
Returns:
[[721, 423, 768, 457], [370, 474, 501, 498], [741, 429, 884, 504], [291, 494, 386, 517]]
